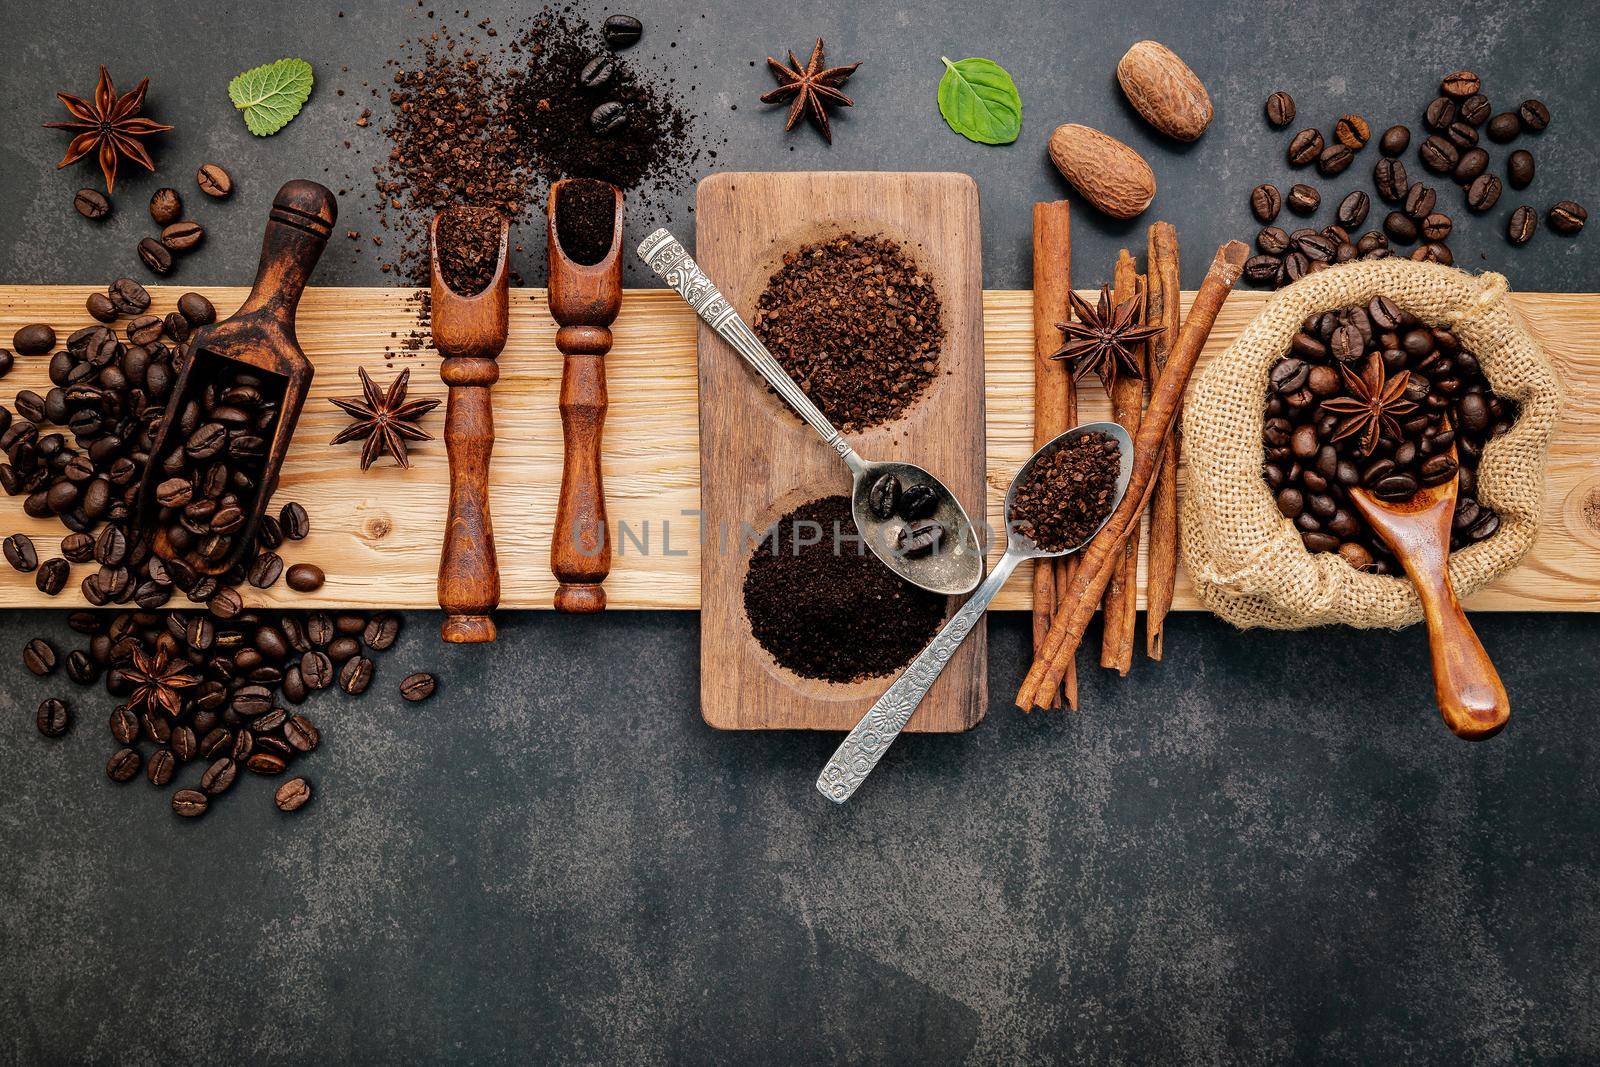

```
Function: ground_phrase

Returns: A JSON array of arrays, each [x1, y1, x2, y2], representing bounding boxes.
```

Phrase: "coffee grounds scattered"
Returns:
[[743, 495, 946, 683], [555, 178, 617, 266], [437, 208, 502, 296], [1010, 432, 1122, 553], [752, 234, 944, 431], [369, 7, 706, 283]]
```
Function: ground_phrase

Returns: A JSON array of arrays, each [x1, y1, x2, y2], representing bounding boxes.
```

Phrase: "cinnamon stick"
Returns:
[[1100, 251, 1145, 675], [1017, 240, 1248, 711], [1030, 201, 1076, 709], [1145, 222, 1182, 660]]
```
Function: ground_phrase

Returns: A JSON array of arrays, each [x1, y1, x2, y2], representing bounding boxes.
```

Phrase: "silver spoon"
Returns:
[[637, 228, 983, 597], [816, 422, 1135, 803]]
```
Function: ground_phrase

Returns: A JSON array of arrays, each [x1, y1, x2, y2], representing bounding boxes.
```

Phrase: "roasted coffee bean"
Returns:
[[108, 704, 139, 745], [13, 324, 55, 355], [209, 587, 243, 619], [14, 389, 46, 423], [1518, 99, 1550, 132], [177, 292, 216, 325], [23, 637, 56, 676], [867, 473, 900, 519], [1440, 70, 1480, 98], [1420, 452, 1459, 486], [898, 484, 939, 521], [1287, 128, 1323, 166], [1453, 147, 1489, 185], [160, 221, 205, 253], [894, 520, 945, 558], [84, 291, 117, 322], [109, 278, 150, 315], [1336, 191, 1370, 229], [172, 725, 197, 762], [1297, 232, 1335, 263], [1317, 143, 1354, 177], [578, 55, 616, 90], [246, 752, 288, 776], [35, 557, 69, 595], [1466, 174, 1502, 212], [106, 747, 140, 782], [172, 789, 209, 817], [93, 524, 127, 565], [201, 756, 237, 795], [1404, 183, 1437, 220], [1379, 125, 1410, 157], [1507, 205, 1538, 245], [275, 777, 313, 812], [74, 188, 112, 220], [1445, 121, 1478, 150], [602, 13, 643, 48], [141, 710, 171, 745], [36, 698, 70, 738], [199, 727, 232, 759], [232, 684, 274, 717], [4, 532, 37, 572], [1244, 255, 1283, 285], [1418, 135, 1458, 174], [248, 551, 284, 588], [252, 710, 289, 736], [1250, 184, 1282, 223], [362, 613, 401, 651], [1270, 358, 1309, 394], [1257, 227, 1290, 255], [1333, 114, 1369, 150], [1506, 150, 1535, 190], [149, 187, 182, 225], [284, 714, 320, 753], [196, 163, 232, 198], [1459, 94, 1490, 125], [589, 101, 628, 135], [1420, 212, 1453, 241], [65, 648, 98, 684], [127, 314, 164, 346], [1286, 184, 1319, 214], [327, 635, 361, 663], [1424, 97, 1457, 132], [1265, 91, 1295, 127], [1549, 201, 1587, 236], [1372, 473, 1420, 501], [306, 613, 334, 646], [284, 563, 324, 592], [146, 747, 176, 787], [1487, 112, 1520, 143], [276, 501, 309, 540], [1384, 211, 1419, 244], [1374, 158, 1409, 202], [300, 650, 334, 689], [137, 237, 173, 275], [400, 671, 437, 702]]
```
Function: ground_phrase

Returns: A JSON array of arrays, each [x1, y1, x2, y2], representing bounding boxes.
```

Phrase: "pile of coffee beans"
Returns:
[[437, 208, 503, 296], [1261, 298, 1516, 571], [554, 178, 618, 267], [752, 234, 944, 431], [743, 494, 946, 683], [1009, 431, 1121, 553], [1248, 73, 1584, 288], [27, 606, 436, 817]]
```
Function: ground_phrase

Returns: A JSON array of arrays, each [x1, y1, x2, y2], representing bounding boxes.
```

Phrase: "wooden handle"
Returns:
[[552, 341, 610, 613], [1409, 558, 1511, 740], [236, 180, 338, 328], [437, 362, 500, 642]]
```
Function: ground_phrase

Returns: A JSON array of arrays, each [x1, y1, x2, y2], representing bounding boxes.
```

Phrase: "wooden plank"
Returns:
[[693, 171, 987, 733], [1, 284, 1597, 614]]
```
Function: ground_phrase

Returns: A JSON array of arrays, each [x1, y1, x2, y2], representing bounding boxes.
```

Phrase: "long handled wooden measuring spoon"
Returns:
[[430, 208, 510, 643], [1349, 448, 1510, 740], [547, 178, 623, 613]]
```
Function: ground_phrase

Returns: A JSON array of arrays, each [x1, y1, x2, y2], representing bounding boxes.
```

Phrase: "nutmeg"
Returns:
[[1047, 124, 1157, 220], [1115, 40, 1213, 142]]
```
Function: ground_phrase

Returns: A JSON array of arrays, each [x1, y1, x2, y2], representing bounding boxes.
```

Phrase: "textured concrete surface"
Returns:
[[2, 0, 1598, 1063]]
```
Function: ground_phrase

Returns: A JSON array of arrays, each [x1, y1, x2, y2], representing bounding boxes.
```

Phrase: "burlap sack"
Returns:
[[1181, 260, 1560, 630]]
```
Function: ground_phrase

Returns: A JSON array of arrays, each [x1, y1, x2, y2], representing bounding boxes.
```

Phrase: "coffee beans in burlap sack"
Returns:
[[1181, 259, 1560, 629]]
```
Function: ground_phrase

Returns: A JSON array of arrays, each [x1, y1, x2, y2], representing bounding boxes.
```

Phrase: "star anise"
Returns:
[[1051, 285, 1165, 390], [760, 39, 860, 143], [123, 646, 199, 719], [329, 367, 441, 470], [1321, 352, 1418, 455], [43, 66, 173, 193]]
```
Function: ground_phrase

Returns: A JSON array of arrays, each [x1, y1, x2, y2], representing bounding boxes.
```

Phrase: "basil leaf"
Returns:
[[936, 57, 1022, 145], [228, 58, 314, 137]]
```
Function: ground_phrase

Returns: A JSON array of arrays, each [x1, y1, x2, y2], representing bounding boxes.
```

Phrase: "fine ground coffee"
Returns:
[[753, 234, 944, 431], [1010, 432, 1121, 553], [743, 494, 945, 683], [555, 178, 617, 266]]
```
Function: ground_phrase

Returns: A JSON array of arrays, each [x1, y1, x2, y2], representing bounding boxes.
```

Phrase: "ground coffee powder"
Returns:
[[743, 495, 946, 683], [555, 178, 617, 265], [1010, 432, 1121, 552], [437, 208, 502, 296], [753, 234, 944, 431]]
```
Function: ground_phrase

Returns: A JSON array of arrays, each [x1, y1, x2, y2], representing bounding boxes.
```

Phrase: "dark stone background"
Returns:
[[2, 0, 1598, 1062]]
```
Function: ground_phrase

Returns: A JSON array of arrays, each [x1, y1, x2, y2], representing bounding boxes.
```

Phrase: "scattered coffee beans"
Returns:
[[399, 671, 437, 702], [196, 163, 233, 198], [1265, 91, 1295, 127], [1507, 150, 1535, 190], [74, 189, 111, 221], [149, 188, 182, 225], [285, 563, 325, 592], [36, 698, 70, 738], [1549, 200, 1587, 235], [1507, 205, 1538, 245], [13, 324, 55, 356], [275, 777, 312, 812], [602, 13, 643, 49]]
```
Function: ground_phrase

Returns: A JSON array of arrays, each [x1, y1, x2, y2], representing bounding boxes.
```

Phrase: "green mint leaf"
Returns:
[[228, 58, 314, 137], [937, 57, 1022, 145]]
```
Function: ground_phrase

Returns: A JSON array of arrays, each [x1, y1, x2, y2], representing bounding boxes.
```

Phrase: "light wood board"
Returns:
[[692, 171, 988, 733], [1, 285, 1597, 616]]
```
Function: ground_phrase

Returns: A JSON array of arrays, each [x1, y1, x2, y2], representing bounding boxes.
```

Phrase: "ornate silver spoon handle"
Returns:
[[637, 229, 854, 463], [816, 550, 1024, 804]]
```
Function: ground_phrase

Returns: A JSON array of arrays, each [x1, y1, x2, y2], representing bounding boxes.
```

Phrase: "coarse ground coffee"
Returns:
[[437, 208, 502, 296], [555, 178, 617, 265], [1010, 432, 1121, 553], [742, 494, 945, 683], [752, 234, 943, 431]]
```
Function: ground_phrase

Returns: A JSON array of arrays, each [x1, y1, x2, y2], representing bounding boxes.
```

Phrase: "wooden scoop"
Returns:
[[1349, 453, 1510, 740], [430, 208, 510, 643], [547, 178, 623, 613], [136, 179, 337, 575]]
